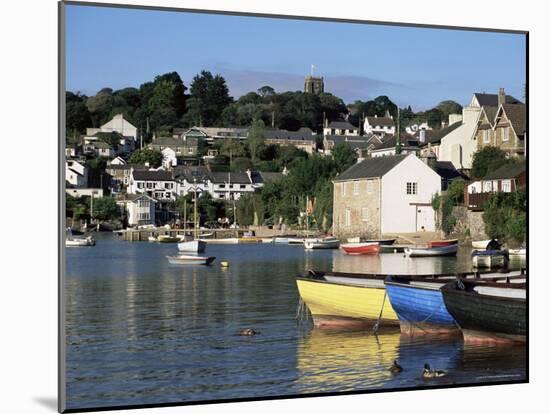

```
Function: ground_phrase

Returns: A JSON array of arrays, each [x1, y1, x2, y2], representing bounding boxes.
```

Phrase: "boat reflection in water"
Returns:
[[296, 330, 401, 392]]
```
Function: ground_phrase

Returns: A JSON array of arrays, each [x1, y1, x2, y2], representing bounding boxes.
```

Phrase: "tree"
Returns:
[[236, 193, 264, 226], [483, 189, 526, 244], [436, 100, 463, 120], [332, 143, 357, 173], [471, 146, 510, 179], [182, 71, 232, 127], [128, 149, 163, 167], [247, 118, 265, 162], [257, 86, 275, 99], [66, 92, 91, 137], [313, 180, 333, 231], [86, 88, 114, 127], [92, 197, 119, 221]]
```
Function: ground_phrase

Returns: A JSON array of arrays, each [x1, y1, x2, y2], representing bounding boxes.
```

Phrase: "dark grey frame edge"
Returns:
[[59, 1, 67, 412]]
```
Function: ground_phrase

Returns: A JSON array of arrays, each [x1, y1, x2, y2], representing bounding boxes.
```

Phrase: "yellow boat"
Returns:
[[296, 272, 399, 329]]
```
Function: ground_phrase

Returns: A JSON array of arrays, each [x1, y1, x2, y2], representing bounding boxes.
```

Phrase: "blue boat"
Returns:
[[384, 276, 459, 336]]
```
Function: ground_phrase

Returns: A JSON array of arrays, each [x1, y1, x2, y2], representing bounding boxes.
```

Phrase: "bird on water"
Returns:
[[422, 363, 447, 379], [389, 360, 403, 374]]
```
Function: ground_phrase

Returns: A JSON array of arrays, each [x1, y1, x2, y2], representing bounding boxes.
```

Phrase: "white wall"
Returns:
[[439, 106, 480, 169], [380, 154, 441, 233]]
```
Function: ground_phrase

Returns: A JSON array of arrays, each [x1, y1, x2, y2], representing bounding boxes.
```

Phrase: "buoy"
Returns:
[[220, 261, 229, 268]]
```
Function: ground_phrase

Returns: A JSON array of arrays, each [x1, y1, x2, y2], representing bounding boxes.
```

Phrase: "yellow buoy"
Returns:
[[220, 261, 229, 268]]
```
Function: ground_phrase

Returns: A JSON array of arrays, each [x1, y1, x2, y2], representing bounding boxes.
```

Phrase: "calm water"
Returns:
[[65, 235, 526, 409]]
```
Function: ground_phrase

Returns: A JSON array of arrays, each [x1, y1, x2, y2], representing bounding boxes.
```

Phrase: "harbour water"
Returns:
[[65, 234, 526, 409]]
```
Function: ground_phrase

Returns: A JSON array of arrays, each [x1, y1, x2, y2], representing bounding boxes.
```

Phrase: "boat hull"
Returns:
[[441, 281, 526, 344], [405, 244, 458, 257], [384, 279, 459, 336], [199, 238, 239, 244], [157, 236, 180, 243], [296, 278, 398, 328], [428, 239, 458, 248], [177, 240, 206, 253], [471, 240, 491, 249], [304, 239, 340, 250], [166, 255, 215, 265], [340, 242, 380, 255], [362, 238, 396, 246], [471, 250, 508, 268]]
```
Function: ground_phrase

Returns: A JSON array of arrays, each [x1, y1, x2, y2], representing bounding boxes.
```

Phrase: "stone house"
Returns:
[[332, 154, 441, 238], [478, 103, 526, 157], [148, 135, 198, 157], [116, 193, 156, 227], [264, 128, 318, 154]]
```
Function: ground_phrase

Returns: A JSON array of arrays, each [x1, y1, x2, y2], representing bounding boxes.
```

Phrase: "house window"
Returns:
[[367, 181, 373, 194], [502, 127, 510, 142], [353, 181, 360, 195], [361, 207, 369, 222], [483, 181, 493, 192], [331, 129, 336, 135], [345, 207, 351, 226], [219, 184, 226, 189], [146, 182, 154, 189], [165, 183, 173, 189], [483, 130, 489, 143], [188, 148, 194, 154], [341, 182, 346, 196], [406, 182, 417, 195], [240, 184, 246, 189], [502, 179, 511, 192]]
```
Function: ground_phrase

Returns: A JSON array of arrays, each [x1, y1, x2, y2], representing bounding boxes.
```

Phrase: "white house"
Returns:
[[66, 159, 88, 187], [129, 169, 177, 201], [116, 194, 156, 227], [364, 115, 396, 137], [86, 114, 138, 154], [332, 154, 441, 238], [405, 122, 432, 135], [438, 106, 481, 169], [207, 172, 255, 201], [323, 121, 359, 137]]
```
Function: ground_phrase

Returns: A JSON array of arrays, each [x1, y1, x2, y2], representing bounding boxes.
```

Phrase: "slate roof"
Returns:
[[132, 170, 174, 181], [327, 121, 358, 130], [264, 128, 317, 141], [432, 161, 466, 181], [173, 166, 210, 182], [418, 122, 463, 147], [474, 93, 523, 107], [483, 162, 526, 180], [209, 172, 251, 184], [502, 104, 526, 135], [326, 136, 371, 149], [366, 116, 395, 127], [249, 171, 284, 184], [372, 133, 417, 150], [334, 154, 408, 181]]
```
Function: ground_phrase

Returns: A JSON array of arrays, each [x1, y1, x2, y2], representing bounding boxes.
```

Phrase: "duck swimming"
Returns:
[[389, 360, 403, 374], [237, 328, 258, 336], [422, 363, 447, 379]]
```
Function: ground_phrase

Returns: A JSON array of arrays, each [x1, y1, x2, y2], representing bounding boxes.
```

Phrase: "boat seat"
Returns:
[[473, 286, 526, 299]]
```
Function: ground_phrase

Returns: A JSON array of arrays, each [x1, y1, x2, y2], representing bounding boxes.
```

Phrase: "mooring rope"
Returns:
[[372, 290, 388, 334]]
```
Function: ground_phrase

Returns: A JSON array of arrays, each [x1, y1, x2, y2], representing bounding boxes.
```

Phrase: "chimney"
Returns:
[[498, 88, 506, 106], [419, 130, 426, 143]]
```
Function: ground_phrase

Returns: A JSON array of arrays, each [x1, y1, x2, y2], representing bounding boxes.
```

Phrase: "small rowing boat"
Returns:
[[304, 237, 340, 250], [66, 235, 96, 247], [166, 255, 216, 265], [379, 244, 408, 254], [441, 279, 526, 344], [405, 244, 458, 257], [428, 239, 458, 248], [471, 250, 509, 268], [340, 242, 380, 255]]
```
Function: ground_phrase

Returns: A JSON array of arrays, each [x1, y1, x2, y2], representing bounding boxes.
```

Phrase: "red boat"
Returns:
[[428, 239, 458, 248], [340, 242, 380, 255]]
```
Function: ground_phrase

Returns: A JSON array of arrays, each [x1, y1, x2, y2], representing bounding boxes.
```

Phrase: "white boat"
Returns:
[[199, 238, 239, 244], [177, 239, 206, 253], [260, 237, 274, 244], [508, 248, 526, 257], [66, 235, 95, 247], [304, 237, 340, 250], [148, 236, 158, 242], [471, 240, 491, 249], [274, 237, 290, 244], [288, 237, 305, 245], [166, 255, 216, 265], [404, 244, 458, 257]]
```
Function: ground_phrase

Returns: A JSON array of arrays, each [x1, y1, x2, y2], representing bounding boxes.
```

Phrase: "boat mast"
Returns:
[[193, 179, 198, 240], [306, 195, 309, 235], [183, 198, 187, 237]]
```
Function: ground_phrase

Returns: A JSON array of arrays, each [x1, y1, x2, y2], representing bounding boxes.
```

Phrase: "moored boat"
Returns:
[[295, 270, 398, 328], [288, 237, 306, 245], [166, 255, 216, 265], [199, 237, 239, 244], [260, 237, 274, 243], [362, 238, 396, 246], [379, 244, 408, 254], [304, 237, 340, 250], [428, 239, 458, 248], [471, 250, 509, 268], [157, 235, 180, 243], [384, 276, 458, 336], [177, 239, 206, 253], [441, 279, 526, 344], [340, 242, 380, 255], [508, 248, 526, 257], [66, 235, 96, 247], [404, 244, 458, 257]]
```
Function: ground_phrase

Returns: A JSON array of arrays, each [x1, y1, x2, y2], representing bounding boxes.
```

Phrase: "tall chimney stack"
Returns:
[[498, 88, 506, 106]]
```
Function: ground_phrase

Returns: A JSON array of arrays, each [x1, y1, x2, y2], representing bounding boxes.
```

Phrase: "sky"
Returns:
[[65, 4, 526, 110]]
